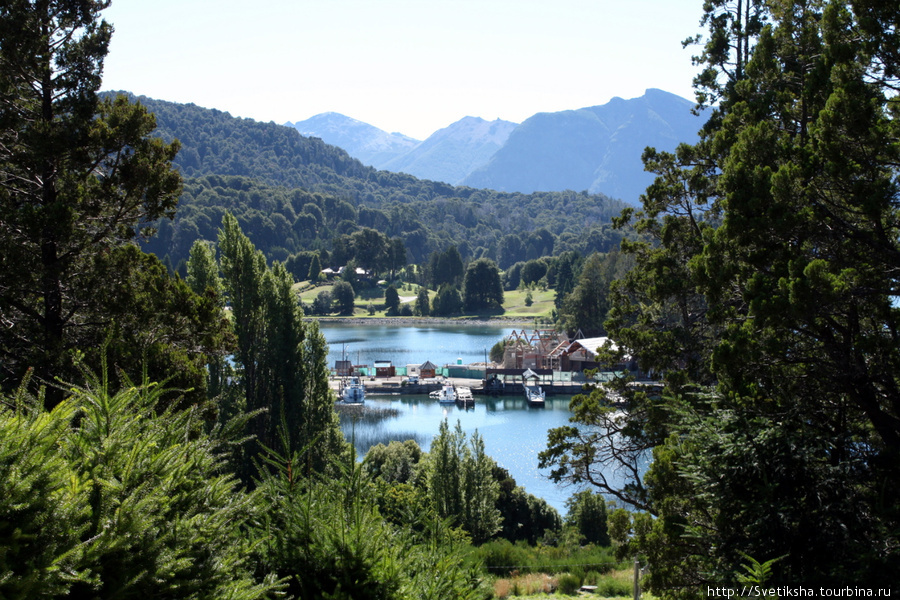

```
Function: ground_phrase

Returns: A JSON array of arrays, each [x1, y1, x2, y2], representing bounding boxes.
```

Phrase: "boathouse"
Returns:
[[334, 359, 352, 377], [374, 360, 395, 377], [419, 360, 438, 379]]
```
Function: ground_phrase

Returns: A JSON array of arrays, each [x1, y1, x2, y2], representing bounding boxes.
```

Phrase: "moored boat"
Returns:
[[342, 376, 366, 403], [430, 383, 457, 404], [524, 383, 545, 406]]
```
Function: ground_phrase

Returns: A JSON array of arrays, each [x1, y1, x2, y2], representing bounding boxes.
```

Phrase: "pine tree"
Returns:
[[544, 0, 900, 589], [0, 372, 279, 598], [0, 1, 182, 406]]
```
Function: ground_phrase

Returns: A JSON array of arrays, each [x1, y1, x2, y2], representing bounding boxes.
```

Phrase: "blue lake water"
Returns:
[[339, 394, 583, 514], [319, 322, 595, 514], [319, 321, 511, 369]]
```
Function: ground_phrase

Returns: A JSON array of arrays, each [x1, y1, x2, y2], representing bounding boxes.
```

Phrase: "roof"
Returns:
[[575, 337, 618, 354], [419, 360, 438, 370], [568, 337, 632, 362], [373, 360, 393, 367]]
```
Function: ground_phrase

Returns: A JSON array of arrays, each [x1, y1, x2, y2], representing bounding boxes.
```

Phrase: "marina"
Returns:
[[322, 322, 650, 512]]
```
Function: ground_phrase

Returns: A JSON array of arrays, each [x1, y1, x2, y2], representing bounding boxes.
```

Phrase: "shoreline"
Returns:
[[306, 316, 545, 327]]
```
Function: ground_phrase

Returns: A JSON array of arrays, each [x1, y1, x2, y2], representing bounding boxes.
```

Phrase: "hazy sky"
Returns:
[[100, 0, 705, 140]]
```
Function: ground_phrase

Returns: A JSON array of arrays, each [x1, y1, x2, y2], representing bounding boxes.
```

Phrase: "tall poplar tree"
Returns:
[[0, 1, 182, 405], [426, 420, 500, 543], [218, 213, 342, 478]]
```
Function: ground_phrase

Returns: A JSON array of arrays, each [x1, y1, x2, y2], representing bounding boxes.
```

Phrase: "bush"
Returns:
[[474, 540, 530, 575], [557, 572, 582, 595], [595, 569, 633, 597]]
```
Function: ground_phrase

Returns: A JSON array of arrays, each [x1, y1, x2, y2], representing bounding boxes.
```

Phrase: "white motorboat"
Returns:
[[342, 377, 366, 403], [524, 383, 545, 406], [430, 383, 457, 404]]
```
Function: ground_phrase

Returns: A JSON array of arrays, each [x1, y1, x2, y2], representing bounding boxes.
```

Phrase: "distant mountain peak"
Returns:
[[462, 89, 706, 203], [288, 89, 704, 202], [286, 113, 419, 167], [381, 116, 518, 185]]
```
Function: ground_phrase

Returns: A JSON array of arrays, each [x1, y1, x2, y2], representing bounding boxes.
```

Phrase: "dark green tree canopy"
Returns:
[[331, 280, 356, 316], [462, 258, 504, 312], [544, 0, 900, 591], [0, 0, 183, 404]]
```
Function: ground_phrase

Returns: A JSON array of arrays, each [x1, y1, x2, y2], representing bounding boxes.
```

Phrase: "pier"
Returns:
[[330, 374, 586, 398]]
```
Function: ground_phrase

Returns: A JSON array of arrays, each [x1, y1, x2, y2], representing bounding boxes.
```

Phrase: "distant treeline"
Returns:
[[129, 94, 630, 270]]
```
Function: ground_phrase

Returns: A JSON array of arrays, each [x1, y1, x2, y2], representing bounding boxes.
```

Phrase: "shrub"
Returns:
[[557, 572, 582, 595]]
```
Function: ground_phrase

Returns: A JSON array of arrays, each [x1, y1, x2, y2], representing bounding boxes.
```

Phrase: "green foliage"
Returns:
[[0, 3, 182, 405], [564, 490, 610, 547], [463, 258, 504, 312], [306, 252, 322, 281], [414, 286, 431, 316], [489, 339, 509, 364], [426, 420, 501, 544], [557, 251, 633, 336], [431, 284, 463, 316], [556, 572, 582, 595], [383, 284, 401, 315], [332, 280, 357, 316], [0, 374, 278, 599], [253, 433, 484, 600], [548, 1, 900, 593], [735, 553, 784, 586], [493, 465, 562, 545], [133, 94, 630, 269], [312, 289, 333, 315], [429, 246, 465, 289], [364, 439, 423, 485], [219, 213, 343, 479], [473, 539, 619, 576]]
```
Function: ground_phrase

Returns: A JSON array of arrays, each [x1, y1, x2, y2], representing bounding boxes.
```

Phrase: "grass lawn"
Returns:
[[501, 288, 555, 319], [295, 281, 556, 321]]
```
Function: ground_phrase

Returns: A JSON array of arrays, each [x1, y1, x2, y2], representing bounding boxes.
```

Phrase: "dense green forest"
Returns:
[[130, 94, 629, 269], [3, 0, 900, 597], [542, 0, 900, 593]]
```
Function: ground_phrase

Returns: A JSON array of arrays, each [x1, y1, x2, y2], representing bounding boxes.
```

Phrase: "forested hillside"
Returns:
[[130, 94, 628, 269]]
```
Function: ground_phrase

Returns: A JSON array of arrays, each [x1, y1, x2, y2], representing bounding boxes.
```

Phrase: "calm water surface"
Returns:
[[340, 394, 582, 514], [319, 321, 510, 368], [320, 323, 590, 514]]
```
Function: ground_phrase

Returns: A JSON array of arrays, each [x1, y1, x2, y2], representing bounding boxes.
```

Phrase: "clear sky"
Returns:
[[100, 0, 705, 140]]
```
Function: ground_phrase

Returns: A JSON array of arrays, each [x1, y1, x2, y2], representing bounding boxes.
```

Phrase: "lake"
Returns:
[[320, 322, 593, 514], [338, 393, 584, 514], [319, 321, 511, 369]]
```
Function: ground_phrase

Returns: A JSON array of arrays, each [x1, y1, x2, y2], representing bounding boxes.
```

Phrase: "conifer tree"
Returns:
[[0, 373, 279, 598], [0, 1, 182, 406], [544, 0, 900, 590]]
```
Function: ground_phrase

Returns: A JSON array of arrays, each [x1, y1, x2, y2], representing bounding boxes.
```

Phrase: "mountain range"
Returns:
[[288, 89, 706, 204]]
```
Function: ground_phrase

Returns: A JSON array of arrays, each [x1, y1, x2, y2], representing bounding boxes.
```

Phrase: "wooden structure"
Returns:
[[373, 360, 395, 377], [334, 359, 352, 377], [419, 360, 438, 379]]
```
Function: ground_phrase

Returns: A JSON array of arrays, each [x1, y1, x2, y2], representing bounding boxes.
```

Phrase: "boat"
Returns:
[[456, 386, 475, 408], [341, 376, 366, 403], [524, 383, 545, 406], [430, 383, 457, 404]]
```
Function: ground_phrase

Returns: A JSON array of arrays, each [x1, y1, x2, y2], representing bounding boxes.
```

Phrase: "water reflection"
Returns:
[[338, 393, 577, 512]]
